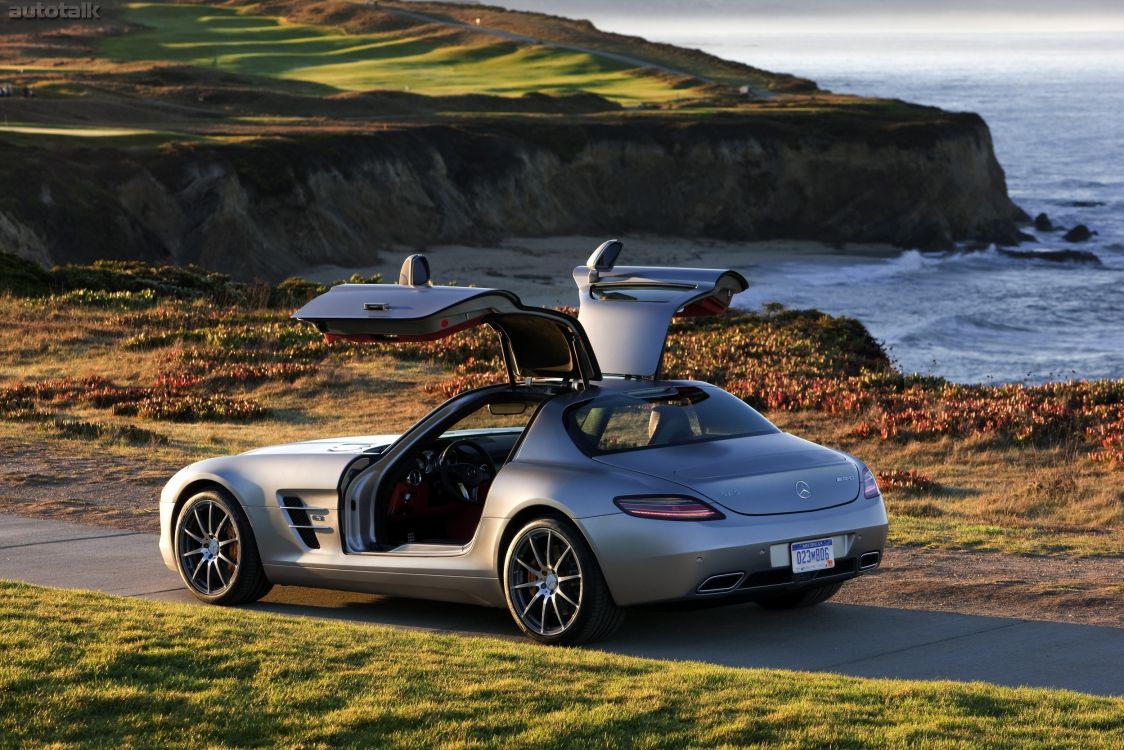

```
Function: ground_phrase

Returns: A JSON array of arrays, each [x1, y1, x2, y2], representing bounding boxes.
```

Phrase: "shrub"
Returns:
[[877, 469, 938, 493], [3, 253, 384, 308], [48, 418, 167, 446], [52, 260, 250, 303], [0, 251, 52, 296], [113, 394, 269, 422], [270, 276, 330, 307], [270, 272, 383, 307], [55, 288, 158, 309]]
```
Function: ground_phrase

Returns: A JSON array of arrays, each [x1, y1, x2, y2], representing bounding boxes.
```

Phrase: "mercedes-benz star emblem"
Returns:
[[795, 480, 812, 500]]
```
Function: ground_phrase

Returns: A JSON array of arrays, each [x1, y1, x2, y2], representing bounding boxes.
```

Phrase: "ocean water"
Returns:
[[602, 27, 1124, 383]]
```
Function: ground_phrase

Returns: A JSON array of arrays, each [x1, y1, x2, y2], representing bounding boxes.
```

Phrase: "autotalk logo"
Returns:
[[8, 2, 101, 20]]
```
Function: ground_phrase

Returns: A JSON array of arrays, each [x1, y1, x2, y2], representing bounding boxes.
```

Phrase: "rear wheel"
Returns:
[[174, 489, 272, 605], [503, 516, 623, 645], [754, 581, 843, 610]]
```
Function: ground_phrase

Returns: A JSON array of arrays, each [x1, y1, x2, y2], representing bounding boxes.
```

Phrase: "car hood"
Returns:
[[238, 427, 522, 457], [240, 434, 400, 456], [591, 432, 860, 516]]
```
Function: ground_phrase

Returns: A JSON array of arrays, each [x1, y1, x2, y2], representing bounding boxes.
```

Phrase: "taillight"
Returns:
[[613, 495, 725, 521], [862, 468, 880, 499]]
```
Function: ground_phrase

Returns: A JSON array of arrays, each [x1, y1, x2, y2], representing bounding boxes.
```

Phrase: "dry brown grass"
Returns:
[[769, 411, 1122, 553], [2, 294, 1120, 556]]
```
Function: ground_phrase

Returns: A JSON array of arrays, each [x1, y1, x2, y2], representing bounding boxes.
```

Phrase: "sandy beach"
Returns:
[[300, 236, 901, 308]]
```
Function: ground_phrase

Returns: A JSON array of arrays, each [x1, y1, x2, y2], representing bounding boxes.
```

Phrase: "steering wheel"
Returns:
[[438, 439, 497, 503]]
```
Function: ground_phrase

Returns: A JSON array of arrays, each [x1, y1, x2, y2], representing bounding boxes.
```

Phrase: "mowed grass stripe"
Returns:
[[102, 2, 698, 102], [1, 581, 1121, 749]]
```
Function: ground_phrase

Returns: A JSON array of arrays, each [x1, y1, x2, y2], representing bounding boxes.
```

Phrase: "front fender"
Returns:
[[158, 452, 354, 571]]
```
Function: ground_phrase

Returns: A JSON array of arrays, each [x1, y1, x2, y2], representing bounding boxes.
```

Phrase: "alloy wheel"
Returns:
[[177, 499, 241, 596], [507, 527, 584, 636]]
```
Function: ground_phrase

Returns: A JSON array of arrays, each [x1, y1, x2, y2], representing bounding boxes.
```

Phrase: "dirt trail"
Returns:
[[838, 547, 1122, 628]]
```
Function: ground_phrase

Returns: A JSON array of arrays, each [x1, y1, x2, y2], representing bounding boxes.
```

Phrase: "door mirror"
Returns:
[[488, 402, 528, 417]]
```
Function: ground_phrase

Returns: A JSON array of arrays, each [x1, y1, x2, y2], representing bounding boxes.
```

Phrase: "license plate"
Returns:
[[791, 538, 835, 573]]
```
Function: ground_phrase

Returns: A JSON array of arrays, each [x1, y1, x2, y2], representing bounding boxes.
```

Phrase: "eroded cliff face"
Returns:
[[0, 114, 1023, 280]]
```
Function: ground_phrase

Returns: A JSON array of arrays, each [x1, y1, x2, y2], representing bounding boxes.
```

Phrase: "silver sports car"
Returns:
[[160, 240, 888, 644]]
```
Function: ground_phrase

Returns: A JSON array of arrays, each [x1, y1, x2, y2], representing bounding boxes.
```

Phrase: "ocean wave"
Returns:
[[757, 245, 1116, 291], [706, 31, 1124, 382]]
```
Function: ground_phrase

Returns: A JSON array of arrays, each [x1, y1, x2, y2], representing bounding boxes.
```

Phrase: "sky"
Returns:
[[451, 1, 1124, 33]]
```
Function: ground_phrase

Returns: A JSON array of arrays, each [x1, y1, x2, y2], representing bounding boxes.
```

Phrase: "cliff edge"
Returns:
[[0, 1, 1025, 278], [0, 108, 1023, 280]]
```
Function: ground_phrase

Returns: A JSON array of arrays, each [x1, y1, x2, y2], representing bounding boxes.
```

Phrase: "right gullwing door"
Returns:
[[573, 240, 748, 379]]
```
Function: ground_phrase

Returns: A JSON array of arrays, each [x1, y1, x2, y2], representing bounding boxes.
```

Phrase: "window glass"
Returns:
[[569, 386, 777, 454], [442, 400, 538, 437]]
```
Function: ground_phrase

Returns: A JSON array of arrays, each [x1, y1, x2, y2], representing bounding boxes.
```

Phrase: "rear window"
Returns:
[[567, 386, 778, 455]]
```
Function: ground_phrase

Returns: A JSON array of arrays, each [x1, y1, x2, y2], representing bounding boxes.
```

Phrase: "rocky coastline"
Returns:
[[0, 111, 1026, 280]]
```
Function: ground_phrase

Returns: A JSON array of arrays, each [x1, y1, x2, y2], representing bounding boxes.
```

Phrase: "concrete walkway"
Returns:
[[2, 513, 1121, 696]]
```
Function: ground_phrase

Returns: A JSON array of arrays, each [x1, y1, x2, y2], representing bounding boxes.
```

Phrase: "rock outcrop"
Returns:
[[0, 113, 1025, 280], [1063, 224, 1096, 243]]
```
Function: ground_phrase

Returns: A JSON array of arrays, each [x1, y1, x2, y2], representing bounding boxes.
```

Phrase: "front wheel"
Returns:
[[502, 516, 623, 645], [754, 581, 843, 610], [174, 489, 272, 605]]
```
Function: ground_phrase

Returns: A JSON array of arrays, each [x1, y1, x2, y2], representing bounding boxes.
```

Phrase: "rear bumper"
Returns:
[[577, 497, 888, 607]]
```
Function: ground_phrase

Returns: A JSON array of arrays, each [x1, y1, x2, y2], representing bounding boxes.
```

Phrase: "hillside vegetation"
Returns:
[[1, 0, 795, 132], [0, 1, 1026, 271], [0, 253, 1120, 557], [101, 2, 710, 103]]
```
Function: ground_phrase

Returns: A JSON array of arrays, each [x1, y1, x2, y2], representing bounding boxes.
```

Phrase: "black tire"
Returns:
[[754, 581, 843, 611], [174, 488, 272, 605], [502, 516, 624, 645]]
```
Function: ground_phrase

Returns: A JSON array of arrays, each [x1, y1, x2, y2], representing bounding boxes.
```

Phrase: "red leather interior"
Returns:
[[447, 481, 488, 541], [384, 479, 487, 544]]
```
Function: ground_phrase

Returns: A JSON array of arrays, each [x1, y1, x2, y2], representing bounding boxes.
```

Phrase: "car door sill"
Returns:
[[352, 543, 469, 556]]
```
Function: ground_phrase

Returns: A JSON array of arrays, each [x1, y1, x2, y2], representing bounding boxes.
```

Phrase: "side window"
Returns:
[[594, 401, 702, 450], [569, 386, 777, 454], [442, 400, 537, 436], [598, 404, 652, 450]]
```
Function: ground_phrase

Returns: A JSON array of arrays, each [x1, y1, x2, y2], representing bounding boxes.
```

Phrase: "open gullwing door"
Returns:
[[293, 254, 600, 384], [573, 240, 748, 378]]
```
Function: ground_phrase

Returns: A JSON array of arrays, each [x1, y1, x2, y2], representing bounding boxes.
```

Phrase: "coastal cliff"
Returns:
[[0, 110, 1023, 280]]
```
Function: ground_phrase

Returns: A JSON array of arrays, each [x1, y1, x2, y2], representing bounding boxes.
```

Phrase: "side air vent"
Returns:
[[280, 496, 328, 550], [697, 572, 746, 594]]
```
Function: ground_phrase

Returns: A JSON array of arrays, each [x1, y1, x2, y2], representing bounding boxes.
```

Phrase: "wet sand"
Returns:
[[299, 236, 901, 308]]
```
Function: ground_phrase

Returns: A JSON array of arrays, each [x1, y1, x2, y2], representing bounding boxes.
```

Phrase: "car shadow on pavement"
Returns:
[[237, 585, 1124, 696]]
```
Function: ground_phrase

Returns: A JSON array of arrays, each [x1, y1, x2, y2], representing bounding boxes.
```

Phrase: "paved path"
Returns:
[[2, 514, 1121, 696]]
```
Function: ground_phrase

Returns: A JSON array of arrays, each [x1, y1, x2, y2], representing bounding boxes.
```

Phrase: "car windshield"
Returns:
[[567, 385, 778, 455]]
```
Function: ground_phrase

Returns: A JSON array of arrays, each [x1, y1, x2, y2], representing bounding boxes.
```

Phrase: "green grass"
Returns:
[[0, 123, 200, 147], [102, 3, 698, 103], [1, 581, 1121, 749]]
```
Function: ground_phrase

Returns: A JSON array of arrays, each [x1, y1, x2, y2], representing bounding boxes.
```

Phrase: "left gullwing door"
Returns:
[[293, 254, 601, 383], [573, 240, 748, 378]]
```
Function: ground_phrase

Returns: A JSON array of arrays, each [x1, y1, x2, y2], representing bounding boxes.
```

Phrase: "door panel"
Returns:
[[573, 264, 748, 378], [292, 281, 599, 381]]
